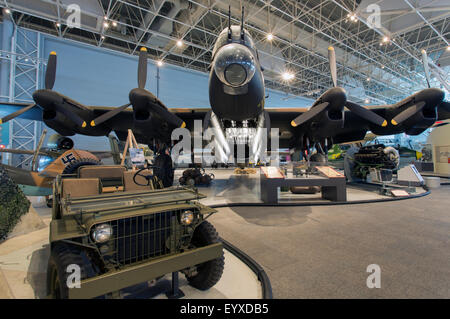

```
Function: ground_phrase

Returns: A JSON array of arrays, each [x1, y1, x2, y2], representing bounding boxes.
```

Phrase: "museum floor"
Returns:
[[1, 183, 448, 298], [208, 185, 450, 298]]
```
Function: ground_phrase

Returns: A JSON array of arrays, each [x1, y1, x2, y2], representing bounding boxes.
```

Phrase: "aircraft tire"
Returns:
[[153, 154, 174, 187]]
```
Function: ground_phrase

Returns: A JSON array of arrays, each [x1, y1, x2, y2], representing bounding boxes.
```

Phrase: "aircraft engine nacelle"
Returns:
[[42, 109, 76, 136], [402, 107, 437, 133]]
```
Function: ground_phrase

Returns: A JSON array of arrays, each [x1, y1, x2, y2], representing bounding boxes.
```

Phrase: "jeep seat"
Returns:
[[123, 170, 155, 192], [78, 165, 126, 189], [61, 178, 101, 198]]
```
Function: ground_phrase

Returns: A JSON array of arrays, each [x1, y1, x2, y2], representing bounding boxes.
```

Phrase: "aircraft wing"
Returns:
[[171, 108, 210, 130]]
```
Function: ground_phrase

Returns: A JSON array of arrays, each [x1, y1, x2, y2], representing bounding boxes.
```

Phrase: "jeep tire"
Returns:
[[62, 158, 101, 175], [185, 221, 224, 290], [47, 243, 98, 299]]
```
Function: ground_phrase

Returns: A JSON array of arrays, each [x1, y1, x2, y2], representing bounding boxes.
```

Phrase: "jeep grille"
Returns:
[[94, 210, 187, 266]]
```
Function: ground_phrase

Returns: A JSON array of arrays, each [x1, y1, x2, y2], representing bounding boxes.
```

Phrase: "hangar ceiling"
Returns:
[[2, 0, 449, 105]]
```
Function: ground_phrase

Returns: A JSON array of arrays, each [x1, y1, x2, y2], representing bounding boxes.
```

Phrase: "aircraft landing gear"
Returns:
[[153, 153, 174, 187]]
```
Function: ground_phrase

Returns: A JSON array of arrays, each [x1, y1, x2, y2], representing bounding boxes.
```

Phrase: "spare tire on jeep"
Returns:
[[62, 158, 101, 175]]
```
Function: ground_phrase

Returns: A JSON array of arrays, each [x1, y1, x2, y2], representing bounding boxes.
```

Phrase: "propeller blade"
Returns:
[[391, 101, 426, 125], [56, 105, 86, 127], [138, 47, 148, 89], [88, 103, 131, 127], [328, 46, 337, 87], [346, 101, 387, 127], [291, 102, 329, 127], [421, 49, 431, 88], [0, 103, 36, 124], [45, 51, 57, 90]]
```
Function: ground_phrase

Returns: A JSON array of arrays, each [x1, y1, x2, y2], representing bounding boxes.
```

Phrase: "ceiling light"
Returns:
[[365, 98, 370, 104], [101, 35, 105, 40], [157, 60, 163, 67], [56, 22, 61, 27], [367, 77, 371, 81], [104, 16, 108, 20], [447, 46, 450, 51], [4, 8, 11, 14], [282, 72, 294, 81], [382, 36, 389, 43], [267, 33, 273, 41], [103, 22, 109, 28], [176, 40, 183, 47], [112, 21, 117, 27], [381, 65, 385, 69]]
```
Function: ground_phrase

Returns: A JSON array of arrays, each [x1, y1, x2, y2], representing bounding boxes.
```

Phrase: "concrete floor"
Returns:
[[175, 168, 422, 206], [208, 186, 450, 298], [1, 171, 446, 299]]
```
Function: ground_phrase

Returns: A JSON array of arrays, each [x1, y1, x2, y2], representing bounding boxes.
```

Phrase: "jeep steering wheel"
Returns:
[[133, 167, 155, 187]]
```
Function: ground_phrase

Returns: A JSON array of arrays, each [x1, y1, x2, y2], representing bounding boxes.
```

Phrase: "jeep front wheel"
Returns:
[[184, 221, 224, 290], [47, 243, 98, 299]]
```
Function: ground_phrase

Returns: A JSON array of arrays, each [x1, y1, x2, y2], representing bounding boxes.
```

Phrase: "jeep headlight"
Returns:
[[91, 224, 112, 243], [180, 210, 194, 225]]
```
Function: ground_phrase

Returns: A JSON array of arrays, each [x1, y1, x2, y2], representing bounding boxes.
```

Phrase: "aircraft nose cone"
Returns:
[[322, 87, 347, 110], [418, 88, 445, 107], [32, 89, 63, 108], [213, 43, 256, 87]]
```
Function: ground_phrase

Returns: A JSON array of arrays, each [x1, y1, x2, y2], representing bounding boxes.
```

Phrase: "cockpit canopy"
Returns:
[[212, 26, 256, 60]]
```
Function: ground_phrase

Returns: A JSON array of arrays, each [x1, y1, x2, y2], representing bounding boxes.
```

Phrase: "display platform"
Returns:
[[174, 168, 429, 206], [0, 198, 267, 299]]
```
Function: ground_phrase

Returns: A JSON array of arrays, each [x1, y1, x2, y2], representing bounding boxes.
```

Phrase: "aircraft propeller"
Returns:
[[1, 51, 86, 127], [89, 47, 185, 128], [291, 46, 387, 127], [389, 49, 444, 126]]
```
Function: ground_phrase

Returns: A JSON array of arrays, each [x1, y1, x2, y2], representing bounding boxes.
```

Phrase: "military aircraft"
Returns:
[[1, 7, 449, 187]]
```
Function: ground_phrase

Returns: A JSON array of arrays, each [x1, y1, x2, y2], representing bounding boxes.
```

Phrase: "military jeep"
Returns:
[[47, 165, 224, 299]]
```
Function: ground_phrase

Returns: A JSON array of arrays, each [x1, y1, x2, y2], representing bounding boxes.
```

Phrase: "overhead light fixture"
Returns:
[[56, 22, 61, 27], [348, 13, 357, 22], [381, 65, 385, 69], [101, 35, 105, 40], [104, 16, 108, 20], [367, 77, 371, 81], [112, 21, 118, 27], [447, 46, 450, 51], [157, 60, 163, 67], [176, 40, 183, 47], [4, 8, 11, 14], [267, 33, 273, 41], [103, 22, 109, 28], [382, 36, 389, 43], [365, 98, 370, 104], [282, 72, 294, 81]]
